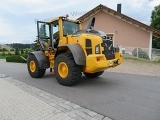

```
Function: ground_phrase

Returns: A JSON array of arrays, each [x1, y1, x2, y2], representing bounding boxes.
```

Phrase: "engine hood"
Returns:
[[72, 29, 112, 41]]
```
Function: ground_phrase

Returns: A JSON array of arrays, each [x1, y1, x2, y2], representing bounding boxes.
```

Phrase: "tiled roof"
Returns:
[[77, 4, 160, 38]]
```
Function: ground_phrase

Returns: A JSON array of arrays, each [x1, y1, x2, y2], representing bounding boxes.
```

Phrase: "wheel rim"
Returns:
[[30, 61, 36, 72], [58, 62, 68, 78]]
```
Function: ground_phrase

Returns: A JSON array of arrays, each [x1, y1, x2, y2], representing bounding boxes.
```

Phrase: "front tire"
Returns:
[[27, 54, 46, 78], [84, 71, 104, 78], [54, 53, 82, 86]]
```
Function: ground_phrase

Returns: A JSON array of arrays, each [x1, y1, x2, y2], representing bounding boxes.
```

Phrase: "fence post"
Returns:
[[137, 47, 138, 58]]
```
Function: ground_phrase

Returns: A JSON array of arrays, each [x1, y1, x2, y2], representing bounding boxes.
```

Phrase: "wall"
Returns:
[[81, 11, 150, 48]]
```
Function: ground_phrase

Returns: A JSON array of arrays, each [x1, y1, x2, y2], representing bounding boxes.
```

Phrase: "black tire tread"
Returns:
[[27, 54, 46, 78], [54, 53, 82, 86]]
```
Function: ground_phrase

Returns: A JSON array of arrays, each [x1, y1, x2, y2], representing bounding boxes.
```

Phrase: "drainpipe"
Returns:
[[149, 31, 153, 60]]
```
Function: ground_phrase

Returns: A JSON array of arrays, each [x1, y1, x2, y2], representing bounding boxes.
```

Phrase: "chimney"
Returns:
[[117, 4, 121, 13]]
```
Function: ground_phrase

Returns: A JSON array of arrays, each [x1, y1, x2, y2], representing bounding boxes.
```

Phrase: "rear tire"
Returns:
[[54, 53, 82, 86], [84, 71, 104, 78], [27, 54, 46, 78]]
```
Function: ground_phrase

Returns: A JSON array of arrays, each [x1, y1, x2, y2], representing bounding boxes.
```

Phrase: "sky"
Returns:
[[0, 0, 159, 44]]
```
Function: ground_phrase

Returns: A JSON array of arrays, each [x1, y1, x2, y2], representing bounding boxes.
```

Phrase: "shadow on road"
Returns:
[[42, 71, 120, 90]]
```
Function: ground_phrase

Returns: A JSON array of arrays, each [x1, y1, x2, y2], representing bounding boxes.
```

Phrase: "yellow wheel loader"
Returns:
[[27, 16, 122, 86]]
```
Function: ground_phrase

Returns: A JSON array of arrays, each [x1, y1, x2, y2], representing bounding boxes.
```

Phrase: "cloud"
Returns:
[[0, 0, 85, 44], [148, 0, 160, 7], [0, 17, 36, 44], [131, 0, 146, 8], [0, 0, 160, 44], [0, 18, 13, 37], [0, 0, 86, 15]]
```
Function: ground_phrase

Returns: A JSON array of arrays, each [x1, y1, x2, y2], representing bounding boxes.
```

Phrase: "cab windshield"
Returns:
[[63, 20, 79, 36]]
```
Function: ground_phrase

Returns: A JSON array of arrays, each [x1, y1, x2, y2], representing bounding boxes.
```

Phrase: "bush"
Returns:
[[1, 52, 6, 56], [6, 54, 28, 63], [0, 56, 6, 59], [132, 48, 149, 59], [7, 52, 12, 56]]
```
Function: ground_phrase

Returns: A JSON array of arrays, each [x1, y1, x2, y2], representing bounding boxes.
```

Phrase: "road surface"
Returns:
[[0, 62, 160, 120]]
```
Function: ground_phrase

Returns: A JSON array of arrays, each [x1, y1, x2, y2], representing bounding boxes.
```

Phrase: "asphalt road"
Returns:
[[0, 62, 160, 120]]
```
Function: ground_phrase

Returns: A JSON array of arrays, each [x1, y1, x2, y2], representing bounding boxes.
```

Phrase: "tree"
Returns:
[[12, 43, 31, 49], [25, 50, 28, 54], [21, 49, 24, 54], [151, 4, 160, 29], [152, 38, 160, 49], [150, 4, 160, 49], [15, 48, 19, 55]]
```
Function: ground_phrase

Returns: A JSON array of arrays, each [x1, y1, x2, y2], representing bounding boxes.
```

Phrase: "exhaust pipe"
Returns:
[[87, 17, 95, 29]]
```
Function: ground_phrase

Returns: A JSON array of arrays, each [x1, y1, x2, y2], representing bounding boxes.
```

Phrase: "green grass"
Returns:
[[123, 54, 160, 64], [0, 56, 6, 59], [0, 51, 14, 54]]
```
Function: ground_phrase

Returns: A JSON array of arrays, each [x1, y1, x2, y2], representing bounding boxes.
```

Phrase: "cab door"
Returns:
[[37, 21, 53, 49]]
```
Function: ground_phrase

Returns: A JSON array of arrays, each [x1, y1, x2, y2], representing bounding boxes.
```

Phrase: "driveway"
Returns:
[[107, 59, 160, 76]]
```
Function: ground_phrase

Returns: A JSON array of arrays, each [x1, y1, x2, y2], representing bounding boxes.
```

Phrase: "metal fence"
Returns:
[[152, 48, 160, 61], [119, 46, 160, 61]]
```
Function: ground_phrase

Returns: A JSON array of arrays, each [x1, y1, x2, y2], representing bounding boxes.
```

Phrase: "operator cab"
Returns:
[[36, 17, 81, 50]]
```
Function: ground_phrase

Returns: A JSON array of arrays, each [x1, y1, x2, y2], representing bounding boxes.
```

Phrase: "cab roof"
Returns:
[[47, 16, 81, 24]]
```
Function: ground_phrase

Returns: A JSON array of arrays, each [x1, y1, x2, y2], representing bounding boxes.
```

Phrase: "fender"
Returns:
[[28, 51, 49, 69], [58, 44, 86, 65]]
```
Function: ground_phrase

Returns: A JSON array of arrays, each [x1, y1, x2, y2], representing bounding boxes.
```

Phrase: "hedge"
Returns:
[[6, 54, 28, 63]]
